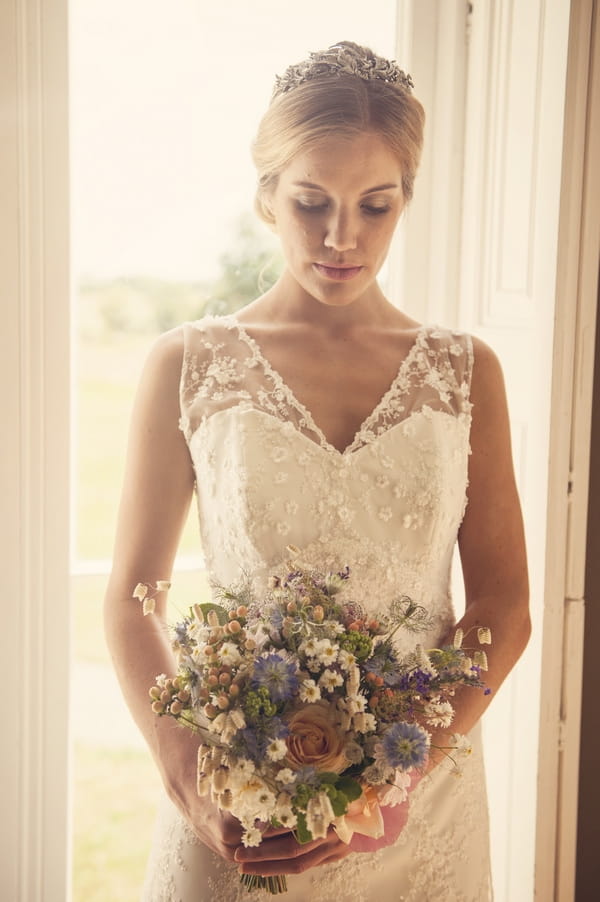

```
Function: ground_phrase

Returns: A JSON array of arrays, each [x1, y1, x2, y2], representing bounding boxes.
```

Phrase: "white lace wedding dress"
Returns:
[[141, 315, 492, 902]]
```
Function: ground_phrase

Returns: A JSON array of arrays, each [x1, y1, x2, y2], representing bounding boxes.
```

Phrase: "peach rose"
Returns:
[[286, 702, 348, 773], [334, 784, 385, 846]]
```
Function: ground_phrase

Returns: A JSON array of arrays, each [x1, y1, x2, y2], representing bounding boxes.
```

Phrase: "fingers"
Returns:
[[237, 833, 324, 863], [261, 825, 295, 838], [235, 828, 351, 876], [217, 811, 245, 846], [188, 807, 244, 861]]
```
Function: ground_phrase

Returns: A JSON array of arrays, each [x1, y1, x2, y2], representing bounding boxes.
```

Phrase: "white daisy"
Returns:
[[319, 669, 344, 692], [315, 638, 339, 665], [218, 641, 242, 666], [275, 768, 296, 785], [242, 826, 263, 848], [266, 738, 288, 762], [299, 678, 321, 703], [275, 807, 297, 829], [338, 649, 357, 672]]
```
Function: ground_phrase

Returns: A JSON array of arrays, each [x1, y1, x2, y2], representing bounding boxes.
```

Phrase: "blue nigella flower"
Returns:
[[292, 765, 319, 786], [251, 653, 299, 703], [268, 607, 285, 631], [365, 645, 402, 687], [233, 717, 289, 762], [381, 722, 430, 771]]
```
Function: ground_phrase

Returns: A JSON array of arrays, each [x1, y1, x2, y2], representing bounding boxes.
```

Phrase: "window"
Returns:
[[69, 3, 397, 897]]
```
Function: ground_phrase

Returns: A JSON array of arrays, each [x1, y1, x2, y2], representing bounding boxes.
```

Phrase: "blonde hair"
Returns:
[[252, 64, 425, 225]]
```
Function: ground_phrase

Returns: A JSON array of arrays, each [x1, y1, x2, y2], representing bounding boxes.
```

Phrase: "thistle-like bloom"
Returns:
[[380, 722, 430, 771], [251, 653, 299, 703]]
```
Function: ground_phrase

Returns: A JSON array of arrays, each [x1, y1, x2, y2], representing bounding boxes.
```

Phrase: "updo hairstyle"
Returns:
[[252, 44, 425, 226]]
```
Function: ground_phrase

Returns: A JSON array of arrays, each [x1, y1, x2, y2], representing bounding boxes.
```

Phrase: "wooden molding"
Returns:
[[0, 0, 71, 899]]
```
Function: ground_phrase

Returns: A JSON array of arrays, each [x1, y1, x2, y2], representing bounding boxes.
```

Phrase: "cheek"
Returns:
[[280, 221, 317, 258]]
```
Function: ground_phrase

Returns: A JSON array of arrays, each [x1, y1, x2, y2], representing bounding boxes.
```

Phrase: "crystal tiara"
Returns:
[[273, 40, 414, 99]]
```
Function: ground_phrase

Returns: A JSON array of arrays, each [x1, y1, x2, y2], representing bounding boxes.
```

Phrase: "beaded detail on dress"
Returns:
[[141, 314, 492, 901]]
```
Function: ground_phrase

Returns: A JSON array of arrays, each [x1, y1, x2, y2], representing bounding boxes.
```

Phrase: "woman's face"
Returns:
[[269, 132, 405, 308]]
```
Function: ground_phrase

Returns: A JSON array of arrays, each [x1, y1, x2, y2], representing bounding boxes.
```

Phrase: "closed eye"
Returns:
[[362, 205, 391, 215], [296, 201, 328, 213], [296, 202, 391, 216]]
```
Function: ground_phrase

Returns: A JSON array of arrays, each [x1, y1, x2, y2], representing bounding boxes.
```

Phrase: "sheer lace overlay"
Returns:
[[142, 314, 492, 901]]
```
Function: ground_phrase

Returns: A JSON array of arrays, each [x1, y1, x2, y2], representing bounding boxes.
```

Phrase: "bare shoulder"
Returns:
[[467, 336, 513, 473], [130, 326, 188, 426], [469, 335, 507, 408], [143, 325, 186, 376]]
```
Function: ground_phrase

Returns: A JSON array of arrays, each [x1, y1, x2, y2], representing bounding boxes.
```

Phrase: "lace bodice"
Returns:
[[179, 315, 473, 655], [179, 317, 472, 455], [142, 314, 492, 902]]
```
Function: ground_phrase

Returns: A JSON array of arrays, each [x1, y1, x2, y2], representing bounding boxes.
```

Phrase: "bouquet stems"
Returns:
[[240, 873, 288, 895]]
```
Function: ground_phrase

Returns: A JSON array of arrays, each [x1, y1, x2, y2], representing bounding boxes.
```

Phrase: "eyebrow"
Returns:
[[292, 181, 399, 195]]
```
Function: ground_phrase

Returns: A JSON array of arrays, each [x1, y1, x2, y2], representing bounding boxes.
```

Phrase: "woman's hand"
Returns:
[[183, 801, 245, 862], [158, 732, 245, 861], [348, 798, 410, 853], [234, 825, 353, 877], [234, 784, 416, 875]]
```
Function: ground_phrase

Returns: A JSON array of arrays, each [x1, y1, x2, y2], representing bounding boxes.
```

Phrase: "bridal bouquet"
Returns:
[[135, 553, 490, 895]]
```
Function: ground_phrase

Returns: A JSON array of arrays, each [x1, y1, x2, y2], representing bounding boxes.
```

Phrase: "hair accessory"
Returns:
[[273, 40, 414, 98]]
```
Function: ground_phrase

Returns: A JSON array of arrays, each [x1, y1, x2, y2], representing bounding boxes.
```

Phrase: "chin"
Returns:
[[304, 277, 370, 308]]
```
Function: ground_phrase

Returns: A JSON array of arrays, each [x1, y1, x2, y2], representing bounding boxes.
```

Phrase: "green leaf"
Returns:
[[335, 776, 363, 803], [327, 790, 349, 817], [317, 772, 340, 785], [295, 812, 313, 844], [195, 602, 228, 625]]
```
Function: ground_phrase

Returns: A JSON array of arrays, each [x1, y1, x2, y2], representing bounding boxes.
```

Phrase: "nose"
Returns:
[[323, 207, 358, 252]]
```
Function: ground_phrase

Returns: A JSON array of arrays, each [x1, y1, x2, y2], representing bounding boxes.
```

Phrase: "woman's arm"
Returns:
[[103, 328, 244, 860], [425, 336, 531, 765]]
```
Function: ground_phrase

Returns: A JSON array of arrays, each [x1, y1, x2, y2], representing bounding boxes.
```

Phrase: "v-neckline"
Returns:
[[227, 315, 428, 456]]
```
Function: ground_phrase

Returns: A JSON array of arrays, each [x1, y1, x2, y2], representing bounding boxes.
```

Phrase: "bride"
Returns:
[[104, 41, 530, 901]]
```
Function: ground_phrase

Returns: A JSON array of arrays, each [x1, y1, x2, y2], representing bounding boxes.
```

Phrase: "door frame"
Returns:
[[0, 0, 71, 899], [536, 0, 600, 898]]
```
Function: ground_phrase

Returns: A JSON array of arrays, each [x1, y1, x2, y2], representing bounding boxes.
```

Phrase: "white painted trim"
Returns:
[[397, 1, 574, 898], [537, 1, 600, 897], [390, 0, 467, 325], [0, 0, 71, 899]]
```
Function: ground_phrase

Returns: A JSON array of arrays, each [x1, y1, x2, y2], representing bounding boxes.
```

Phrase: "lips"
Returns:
[[313, 263, 364, 281]]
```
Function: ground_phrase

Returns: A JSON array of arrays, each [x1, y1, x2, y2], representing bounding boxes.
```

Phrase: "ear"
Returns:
[[262, 197, 277, 234], [257, 183, 278, 233]]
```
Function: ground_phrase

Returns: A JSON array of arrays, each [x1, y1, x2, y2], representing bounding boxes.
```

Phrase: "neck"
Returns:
[[250, 269, 399, 334]]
